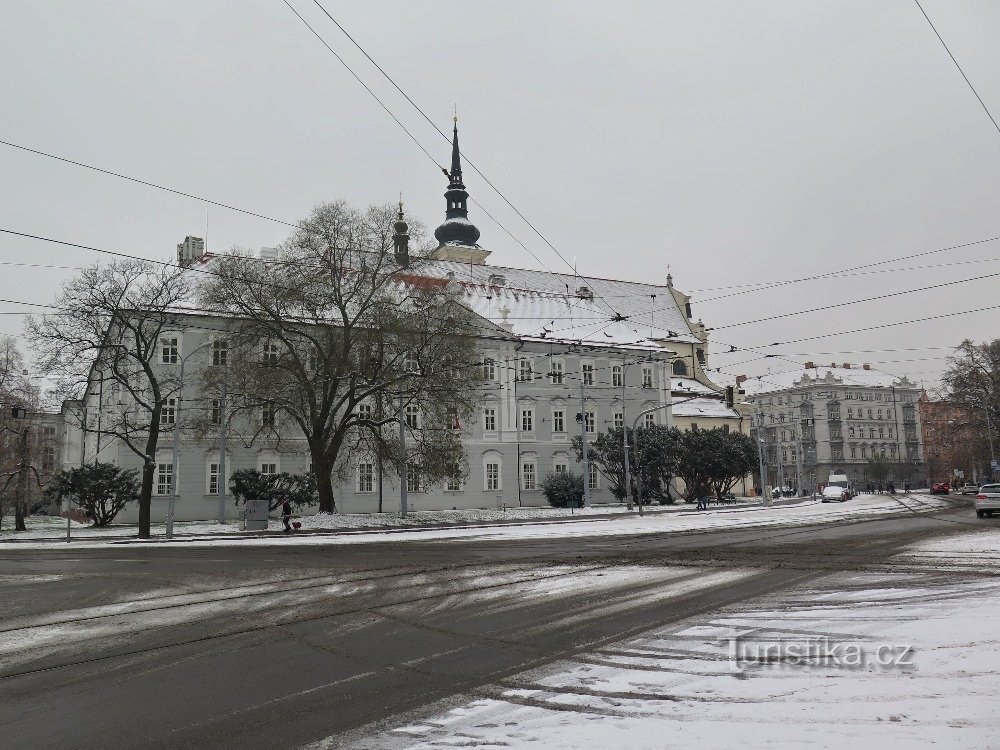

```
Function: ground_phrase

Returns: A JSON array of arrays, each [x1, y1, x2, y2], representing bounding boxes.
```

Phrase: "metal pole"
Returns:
[[398, 392, 408, 517], [217, 371, 227, 524], [756, 412, 768, 507], [166, 358, 183, 540], [622, 353, 632, 510], [795, 419, 803, 497], [986, 406, 997, 482], [581, 381, 591, 508]]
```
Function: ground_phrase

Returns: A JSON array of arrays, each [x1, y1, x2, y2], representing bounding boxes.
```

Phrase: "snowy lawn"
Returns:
[[331, 565, 1000, 749], [0, 493, 953, 549]]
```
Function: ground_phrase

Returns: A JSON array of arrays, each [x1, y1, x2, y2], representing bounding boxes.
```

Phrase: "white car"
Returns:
[[975, 484, 1000, 518], [821, 485, 848, 503]]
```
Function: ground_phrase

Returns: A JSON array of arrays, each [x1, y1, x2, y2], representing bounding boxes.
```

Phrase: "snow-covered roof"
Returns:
[[672, 396, 739, 419], [409, 257, 700, 351], [741, 366, 919, 397], [670, 377, 717, 396], [177, 252, 701, 353]]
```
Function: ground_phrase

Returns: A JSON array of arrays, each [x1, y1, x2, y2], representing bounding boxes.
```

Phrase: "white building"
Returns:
[[67, 123, 742, 519], [742, 364, 926, 492]]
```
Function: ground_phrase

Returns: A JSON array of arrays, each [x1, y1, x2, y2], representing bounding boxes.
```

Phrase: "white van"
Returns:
[[822, 472, 851, 503]]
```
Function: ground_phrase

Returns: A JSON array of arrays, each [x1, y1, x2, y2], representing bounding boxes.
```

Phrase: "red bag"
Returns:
[[292, 521, 302, 530]]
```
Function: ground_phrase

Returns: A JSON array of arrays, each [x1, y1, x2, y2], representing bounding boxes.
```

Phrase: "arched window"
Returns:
[[672, 359, 687, 376]]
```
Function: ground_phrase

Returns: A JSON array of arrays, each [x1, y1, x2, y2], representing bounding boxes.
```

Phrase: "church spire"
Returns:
[[433, 116, 481, 249]]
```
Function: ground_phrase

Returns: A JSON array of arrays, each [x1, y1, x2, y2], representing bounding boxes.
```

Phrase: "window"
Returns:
[[485, 462, 501, 491], [212, 339, 228, 367], [672, 359, 687, 376], [211, 398, 222, 425], [208, 462, 221, 495], [160, 337, 179, 365], [261, 462, 277, 477], [588, 462, 599, 490], [155, 462, 173, 496], [308, 345, 318, 371], [879, 427, 885, 439], [887, 427, 893, 439], [781, 449, 787, 462], [404, 404, 420, 429], [554, 461, 568, 474], [482, 356, 497, 381], [696, 349, 705, 365], [518, 358, 533, 382], [585, 411, 595, 433], [357, 403, 373, 421], [643, 413, 655, 429], [403, 353, 420, 374], [642, 365, 654, 388], [848, 427, 855, 438], [357, 463, 374, 493], [522, 462, 537, 490], [263, 342, 280, 364], [582, 362, 594, 386], [847, 408, 853, 419], [446, 475, 462, 492], [612, 365, 623, 387], [521, 408, 534, 433], [483, 407, 497, 432], [890, 444, 897, 457], [613, 411, 624, 429], [406, 465, 421, 493], [262, 402, 277, 427], [41, 445, 55, 473], [850, 445, 856, 459], [867, 409, 874, 419], [877, 409, 883, 419], [549, 360, 564, 385], [160, 398, 176, 426], [869, 428, 876, 439], [552, 409, 565, 433]]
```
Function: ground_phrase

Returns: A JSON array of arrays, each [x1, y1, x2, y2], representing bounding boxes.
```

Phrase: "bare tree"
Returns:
[[198, 201, 483, 513], [27, 260, 191, 538], [943, 338, 1000, 477]]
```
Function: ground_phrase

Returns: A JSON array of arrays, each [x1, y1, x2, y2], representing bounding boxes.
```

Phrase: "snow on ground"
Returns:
[[0, 494, 954, 549], [332, 568, 1000, 749]]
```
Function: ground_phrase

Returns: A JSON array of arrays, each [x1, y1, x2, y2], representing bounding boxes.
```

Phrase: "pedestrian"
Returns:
[[282, 497, 293, 533]]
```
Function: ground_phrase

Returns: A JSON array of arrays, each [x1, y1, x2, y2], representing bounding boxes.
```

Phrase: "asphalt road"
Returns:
[[0, 498, 984, 749]]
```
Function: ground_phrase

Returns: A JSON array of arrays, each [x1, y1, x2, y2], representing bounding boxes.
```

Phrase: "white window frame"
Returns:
[[263, 341, 280, 364], [262, 402, 277, 427], [155, 461, 174, 496], [522, 461, 537, 490], [483, 406, 497, 433], [641, 364, 654, 389], [260, 460, 278, 477], [549, 359, 565, 385], [160, 336, 179, 365], [518, 358, 533, 383], [581, 361, 594, 386], [484, 458, 502, 491], [613, 411, 624, 429], [406, 464, 422, 493], [357, 462, 375, 493], [482, 354, 498, 381], [521, 407, 534, 433], [404, 404, 421, 429], [612, 365, 623, 388], [212, 339, 228, 367], [643, 413, 656, 429], [552, 409, 565, 433], [554, 458, 568, 474], [588, 462, 600, 490], [160, 397, 177, 426], [445, 475, 463, 492], [585, 411, 596, 434]]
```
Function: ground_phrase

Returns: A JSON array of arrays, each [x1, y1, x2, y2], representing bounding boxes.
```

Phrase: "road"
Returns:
[[0, 498, 981, 749]]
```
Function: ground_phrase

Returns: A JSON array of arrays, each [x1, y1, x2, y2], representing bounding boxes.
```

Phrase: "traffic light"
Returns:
[[724, 386, 735, 408], [10, 407, 27, 420]]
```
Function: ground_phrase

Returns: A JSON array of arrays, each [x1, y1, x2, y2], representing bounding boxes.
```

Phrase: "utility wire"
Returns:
[[914, 0, 1000, 137]]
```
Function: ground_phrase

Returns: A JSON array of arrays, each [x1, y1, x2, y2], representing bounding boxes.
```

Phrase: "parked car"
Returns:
[[959, 484, 980, 496], [975, 484, 1000, 518], [821, 485, 849, 503], [930, 482, 951, 495]]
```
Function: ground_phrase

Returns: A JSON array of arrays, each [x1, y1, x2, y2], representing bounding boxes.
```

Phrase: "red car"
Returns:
[[930, 482, 951, 495]]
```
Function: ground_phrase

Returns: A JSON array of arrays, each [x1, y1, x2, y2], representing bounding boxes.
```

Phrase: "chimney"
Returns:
[[804, 361, 815, 369], [862, 363, 872, 370], [736, 374, 748, 384], [843, 362, 851, 369], [177, 236, 205, 268]]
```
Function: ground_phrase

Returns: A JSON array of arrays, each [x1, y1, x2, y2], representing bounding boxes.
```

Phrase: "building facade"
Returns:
[[744, 365, 926, 492], [918, 391, 989, 486], [65, 123, 742, 520]]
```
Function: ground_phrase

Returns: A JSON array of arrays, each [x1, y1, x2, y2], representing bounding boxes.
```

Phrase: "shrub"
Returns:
[[541, 471, 585, 508], [228, 469, 318, 512], [43, 463, 140, 526]]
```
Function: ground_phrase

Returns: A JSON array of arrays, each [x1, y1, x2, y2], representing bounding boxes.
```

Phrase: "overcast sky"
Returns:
[[2, 0, 999, 390]]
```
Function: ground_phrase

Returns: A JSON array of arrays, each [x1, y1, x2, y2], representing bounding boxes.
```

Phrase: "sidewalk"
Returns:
[[1, 497, 814, 546]]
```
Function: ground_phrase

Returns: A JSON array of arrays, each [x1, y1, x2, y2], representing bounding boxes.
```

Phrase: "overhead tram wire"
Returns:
[[691, 235, 1000, 302], [295, 0, 628, 322], [914, 0, 1000, 139]]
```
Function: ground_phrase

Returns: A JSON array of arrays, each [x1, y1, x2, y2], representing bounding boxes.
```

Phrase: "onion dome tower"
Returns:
[[431, 116, 490, 264], [393, 200, 410, 267]]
